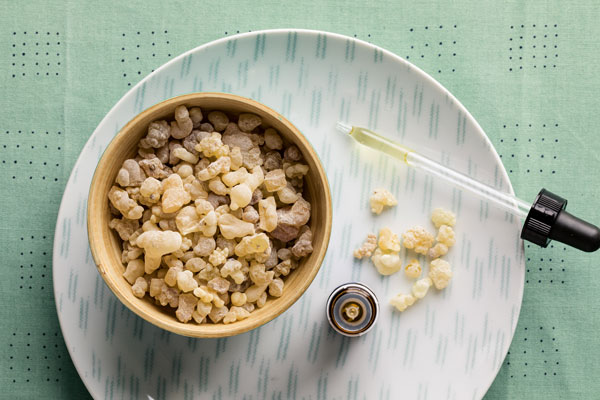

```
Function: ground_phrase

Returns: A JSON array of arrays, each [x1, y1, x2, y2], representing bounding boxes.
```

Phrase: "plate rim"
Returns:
[[52, 28, 524, 399]]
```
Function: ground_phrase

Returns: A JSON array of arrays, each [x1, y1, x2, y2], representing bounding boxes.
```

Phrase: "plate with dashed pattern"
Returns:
[[53, 29, 525, 399]]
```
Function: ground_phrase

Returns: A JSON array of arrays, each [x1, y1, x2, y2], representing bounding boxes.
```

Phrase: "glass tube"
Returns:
[[337, 123, 530, 220]]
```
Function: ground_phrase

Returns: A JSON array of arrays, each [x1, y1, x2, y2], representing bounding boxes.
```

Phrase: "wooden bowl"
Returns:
[[88, 93, 332, 338]]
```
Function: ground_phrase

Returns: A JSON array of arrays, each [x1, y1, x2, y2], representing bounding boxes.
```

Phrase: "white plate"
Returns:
[[53, 29, 524, 399]]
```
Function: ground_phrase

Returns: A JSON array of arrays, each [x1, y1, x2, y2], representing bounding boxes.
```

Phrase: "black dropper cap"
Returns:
[[521, 189, 600, 252]]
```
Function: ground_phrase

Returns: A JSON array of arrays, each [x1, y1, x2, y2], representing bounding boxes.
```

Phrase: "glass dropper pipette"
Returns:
[[337, 122, 600, 252]]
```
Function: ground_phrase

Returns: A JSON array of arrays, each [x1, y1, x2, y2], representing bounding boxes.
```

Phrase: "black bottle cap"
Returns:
[[521, 189, 600, 252]]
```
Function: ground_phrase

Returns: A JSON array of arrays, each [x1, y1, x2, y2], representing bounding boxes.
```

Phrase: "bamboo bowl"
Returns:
[[88, 93, 332, 338]]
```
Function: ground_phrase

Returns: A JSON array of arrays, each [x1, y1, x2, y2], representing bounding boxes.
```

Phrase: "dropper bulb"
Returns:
[[521, 189, 600, 252], [551, 210, 600, 252]]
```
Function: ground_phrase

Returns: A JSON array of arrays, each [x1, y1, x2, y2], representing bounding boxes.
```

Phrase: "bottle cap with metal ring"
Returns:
[[326, 282, 379, 337]]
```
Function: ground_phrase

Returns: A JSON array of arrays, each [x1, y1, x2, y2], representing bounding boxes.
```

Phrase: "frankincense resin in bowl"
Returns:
[[87, 93, 332, 338]]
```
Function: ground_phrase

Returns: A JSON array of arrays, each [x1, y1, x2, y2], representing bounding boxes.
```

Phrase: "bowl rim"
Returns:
[[87, 92, 332, 338]]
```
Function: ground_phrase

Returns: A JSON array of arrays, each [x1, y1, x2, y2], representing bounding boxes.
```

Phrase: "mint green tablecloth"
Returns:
[[1, 1, 599, 398]]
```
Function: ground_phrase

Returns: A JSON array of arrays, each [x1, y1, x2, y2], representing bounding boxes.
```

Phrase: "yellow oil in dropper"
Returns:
[[338, 122, 413, 165]]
